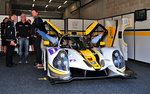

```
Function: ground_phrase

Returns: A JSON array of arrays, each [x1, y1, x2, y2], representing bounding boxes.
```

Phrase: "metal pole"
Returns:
[[134, 20, 136, 62]]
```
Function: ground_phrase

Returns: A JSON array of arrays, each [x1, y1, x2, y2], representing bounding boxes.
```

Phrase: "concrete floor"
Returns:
[[0, 54, 150, 94]]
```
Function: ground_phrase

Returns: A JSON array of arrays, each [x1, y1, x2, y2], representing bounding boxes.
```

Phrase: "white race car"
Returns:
[[39, 20, 134, 84]]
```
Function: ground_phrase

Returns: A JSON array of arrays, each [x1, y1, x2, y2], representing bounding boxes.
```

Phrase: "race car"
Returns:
[[38, 19, 134, 84]]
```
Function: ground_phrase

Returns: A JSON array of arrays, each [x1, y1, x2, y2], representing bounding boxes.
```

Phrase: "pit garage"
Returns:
[[0, 0, 150, 94]]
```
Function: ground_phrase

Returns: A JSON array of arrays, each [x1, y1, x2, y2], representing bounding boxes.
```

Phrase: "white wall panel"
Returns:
[[98, 19, 104, 26], [124, 35, 134, 59], [135, 35, 150, 63], [113, 16, 121, 20], [68, 19, 83, 31], [51, 19, 64, 30]]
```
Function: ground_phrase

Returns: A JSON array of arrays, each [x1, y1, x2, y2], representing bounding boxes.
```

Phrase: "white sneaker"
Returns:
[[18, 61, 22, 64], [25, 61, 29, 64]]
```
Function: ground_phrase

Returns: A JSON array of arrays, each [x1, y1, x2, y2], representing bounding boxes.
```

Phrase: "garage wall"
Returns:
[[63, 0, 104, 19], [0, 0, 6, 14], [134, 10, 150, 63], [63, 2, 80, 19], [64, 0, 150, 19]]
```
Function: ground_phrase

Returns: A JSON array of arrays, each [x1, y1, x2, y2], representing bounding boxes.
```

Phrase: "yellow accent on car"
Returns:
[[121, 68, 126, 72], [47, 64, 67, 76], [85, 22, 99, 35], [43, 41, 50, 46], [100, 42, 105, 46], [46, 20, 63, 35], [80, 49, 101, 69], [106, 26, 116, 47]]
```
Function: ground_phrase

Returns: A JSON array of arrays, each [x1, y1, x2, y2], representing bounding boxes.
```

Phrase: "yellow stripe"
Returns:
[[46, 20, 62, 35], [97, 32, 103, 35], [85, 22, 99, 35], [124, 32, 150, 36], [92, 32, 98, 36], [122, 19, 131, 47], [80, 49, 101, 69], [67, 32, 84, 35], [47, 31, 65, 35], [123, 19, 132, 31], [122, 40, 127, 47], [77, 32, 84, 35], [47, 64, 67, 76]]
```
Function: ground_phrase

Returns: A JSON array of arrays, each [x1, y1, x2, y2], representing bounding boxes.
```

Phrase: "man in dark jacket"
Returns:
[[1, 17, 8, 54], [5, 14, 17, 67], [31, 10, 44, 67], [16, 13, 31, 63]]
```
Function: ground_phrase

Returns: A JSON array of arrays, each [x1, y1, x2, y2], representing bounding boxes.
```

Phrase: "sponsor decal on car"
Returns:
[[48, 48, 59, 55]]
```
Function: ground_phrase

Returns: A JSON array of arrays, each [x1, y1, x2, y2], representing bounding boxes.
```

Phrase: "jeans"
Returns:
[[18, 38, 29, 61]]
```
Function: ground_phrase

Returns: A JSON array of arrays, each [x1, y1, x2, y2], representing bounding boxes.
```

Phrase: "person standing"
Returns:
[[31, 10, 44, 67], [27, 19, 34, 52], [5, 14, 17, 67], [16, 13, 31, 63], [1, 17, 9, 54]]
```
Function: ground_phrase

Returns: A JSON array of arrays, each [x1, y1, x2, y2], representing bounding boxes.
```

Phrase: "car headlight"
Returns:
[[53, 51, 69, 71], [112, 50, 125, 69]]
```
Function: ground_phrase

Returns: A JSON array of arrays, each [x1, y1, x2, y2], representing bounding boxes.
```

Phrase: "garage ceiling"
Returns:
[[11, 0, 78, 18]]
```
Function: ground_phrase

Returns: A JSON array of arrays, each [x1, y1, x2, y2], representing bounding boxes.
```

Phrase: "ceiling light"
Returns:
[[32, 4, 35, 7], [45, 5, 48, 8], [58, 5, 61, 9], [63, 1, 67, 4], [49, 0, 52, 3], [33, 0, 35, 2]]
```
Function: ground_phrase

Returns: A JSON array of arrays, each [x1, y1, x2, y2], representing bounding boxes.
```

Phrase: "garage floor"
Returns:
[[0, 53, 150, 94]]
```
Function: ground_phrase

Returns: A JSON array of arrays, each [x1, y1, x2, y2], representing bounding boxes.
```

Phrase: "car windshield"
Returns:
[[60, 36, 93, 50]]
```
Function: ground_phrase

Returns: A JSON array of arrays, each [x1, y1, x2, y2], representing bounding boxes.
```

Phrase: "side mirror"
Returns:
[[100, 42, 105, 46], [43, 41, 50, 46]]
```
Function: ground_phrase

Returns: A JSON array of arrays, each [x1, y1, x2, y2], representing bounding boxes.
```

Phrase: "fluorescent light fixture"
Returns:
[[45, 5, 48, 8], [32, 4, 35, 7], [49, 0, 52, 3], [33, 0, 35, 2], [58, 5, 61, 9], [63, 1, 67, 4]]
